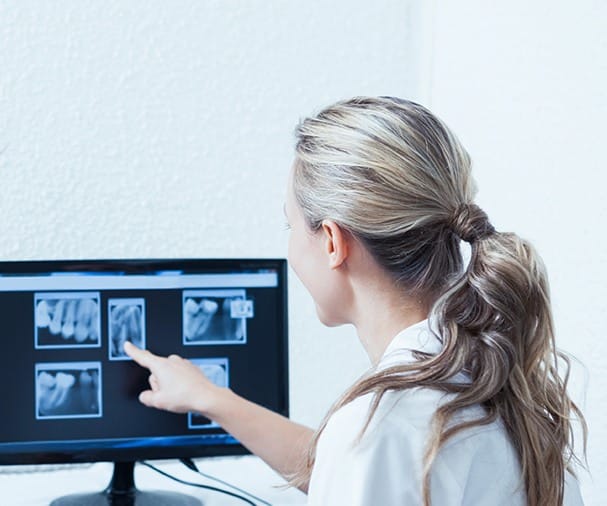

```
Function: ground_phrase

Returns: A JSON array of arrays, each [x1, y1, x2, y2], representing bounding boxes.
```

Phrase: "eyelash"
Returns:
[[284, 222, 291, 231]]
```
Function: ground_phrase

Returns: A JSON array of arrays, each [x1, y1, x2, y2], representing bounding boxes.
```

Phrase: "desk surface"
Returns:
[[0, 456, 307, 505]]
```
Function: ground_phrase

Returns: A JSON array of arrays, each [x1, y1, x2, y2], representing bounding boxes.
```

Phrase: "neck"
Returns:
[[331, 236, 429, 365], [350, 279, 428, 365]]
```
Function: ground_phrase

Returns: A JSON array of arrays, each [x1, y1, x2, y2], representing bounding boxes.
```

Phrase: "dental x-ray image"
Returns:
[[182, 289, 251, 345], [188, 358, 229, 428], [35, 362, 102, 419], [108, 298, 145, 360], [34, 292, 101, 349]]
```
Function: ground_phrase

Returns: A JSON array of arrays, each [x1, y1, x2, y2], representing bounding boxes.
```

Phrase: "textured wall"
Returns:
[[0, 0, 425, 431], [428, 1, 606, 503]]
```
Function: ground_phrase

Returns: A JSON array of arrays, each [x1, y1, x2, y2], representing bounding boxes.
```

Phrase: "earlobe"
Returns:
[[321, 220, 349, 269]]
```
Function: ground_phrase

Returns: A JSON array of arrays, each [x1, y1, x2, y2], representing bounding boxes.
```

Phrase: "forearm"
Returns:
[[122, 343, 312, 489], [207, 388, 313, 491]]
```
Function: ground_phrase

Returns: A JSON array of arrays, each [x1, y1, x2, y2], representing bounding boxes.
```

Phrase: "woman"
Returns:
[[125, 97, 586, 505]]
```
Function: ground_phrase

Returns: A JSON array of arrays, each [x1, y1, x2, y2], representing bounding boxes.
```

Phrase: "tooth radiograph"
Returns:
[[188, 358, 229, 428], [182, 291, 247, 345], [35, 293, 100, 349], [35, 363, 102, 419], [108, 298, 145, 360]]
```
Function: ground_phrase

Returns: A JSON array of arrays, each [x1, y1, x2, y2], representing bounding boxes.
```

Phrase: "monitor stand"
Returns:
[[50, 461, 203, 505]]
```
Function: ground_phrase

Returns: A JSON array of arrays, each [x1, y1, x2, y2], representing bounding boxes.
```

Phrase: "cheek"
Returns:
[[288, 230, 317, 293], [288, 234, 312, 292], [287, 234, 346, 326], [287, 232, 298, 274], [287, 223, 313, 279]]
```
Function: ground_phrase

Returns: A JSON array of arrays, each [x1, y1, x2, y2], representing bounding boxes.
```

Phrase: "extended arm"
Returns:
[[124, 341, 313, 491], [211, 389, 313, 489]]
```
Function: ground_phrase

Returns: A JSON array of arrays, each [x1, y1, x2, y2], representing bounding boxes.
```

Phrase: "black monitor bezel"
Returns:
[[0, 257, 289, 466]]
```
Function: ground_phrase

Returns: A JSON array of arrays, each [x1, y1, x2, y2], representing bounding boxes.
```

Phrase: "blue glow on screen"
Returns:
[[0, 434, 239, 454]]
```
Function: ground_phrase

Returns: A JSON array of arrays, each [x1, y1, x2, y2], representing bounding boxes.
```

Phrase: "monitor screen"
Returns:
[[0, 258, 289, 466]]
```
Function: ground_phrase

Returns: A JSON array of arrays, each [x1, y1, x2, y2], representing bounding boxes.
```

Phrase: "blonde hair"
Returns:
[[290, 97, 586, 505]]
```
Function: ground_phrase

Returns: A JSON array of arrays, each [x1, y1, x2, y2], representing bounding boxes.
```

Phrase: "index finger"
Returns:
[[123, 341, 160, 369]]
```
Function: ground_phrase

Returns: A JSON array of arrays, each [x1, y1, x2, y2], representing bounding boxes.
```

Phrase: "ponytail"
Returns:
[[425, 229, 586, 506]]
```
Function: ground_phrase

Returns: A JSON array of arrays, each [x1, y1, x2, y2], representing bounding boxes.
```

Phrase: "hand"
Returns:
[[124, 341, 224, 417]]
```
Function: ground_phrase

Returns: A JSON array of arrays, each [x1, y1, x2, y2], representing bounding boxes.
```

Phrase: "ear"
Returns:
[[320, 220, 349, 269]]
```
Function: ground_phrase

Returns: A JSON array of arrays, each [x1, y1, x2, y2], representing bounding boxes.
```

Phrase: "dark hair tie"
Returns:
[[450, 203, 495, 243]]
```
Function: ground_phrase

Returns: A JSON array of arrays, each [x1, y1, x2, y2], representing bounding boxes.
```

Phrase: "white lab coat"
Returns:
[[307, 320, 584, 505]]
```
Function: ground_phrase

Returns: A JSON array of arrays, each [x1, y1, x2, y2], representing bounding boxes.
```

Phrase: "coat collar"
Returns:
[[379, 319, 442, 368]]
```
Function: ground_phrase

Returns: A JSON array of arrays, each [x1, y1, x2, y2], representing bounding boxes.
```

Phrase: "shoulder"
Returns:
[[308, 391, 428, 505], [309, 388, 528, 506]]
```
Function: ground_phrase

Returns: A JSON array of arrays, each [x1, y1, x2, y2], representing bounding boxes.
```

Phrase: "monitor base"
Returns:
[[50, 461, 203, 506], [50, 490, 203, 505]]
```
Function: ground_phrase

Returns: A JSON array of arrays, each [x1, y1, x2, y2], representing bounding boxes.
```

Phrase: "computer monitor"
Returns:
[[0, 258, 289, 505]]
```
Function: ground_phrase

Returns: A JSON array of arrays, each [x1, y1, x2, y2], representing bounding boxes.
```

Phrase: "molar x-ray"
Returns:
[[182, 289, 252, 345], [35, 292, 101, 349], [35, 362, 102, 419], [188, 358, 229, 428]]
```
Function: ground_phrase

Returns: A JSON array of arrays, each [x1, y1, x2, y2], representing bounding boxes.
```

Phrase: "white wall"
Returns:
[[1, 0, 604, 503], [0, 0, 422, 467], [427, 1, 606, 503]]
